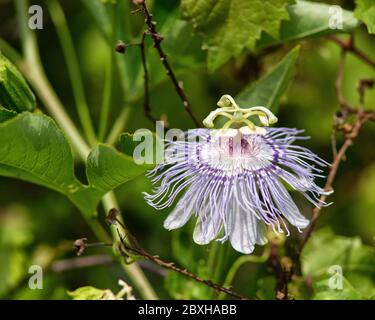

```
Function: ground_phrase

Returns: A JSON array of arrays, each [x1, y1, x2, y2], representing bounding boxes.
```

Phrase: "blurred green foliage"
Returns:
[[0, 0, 374, 300]]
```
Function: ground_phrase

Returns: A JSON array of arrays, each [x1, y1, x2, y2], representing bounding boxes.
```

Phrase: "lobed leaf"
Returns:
[[354, 0, 375, 34], [182, 0, 294, 71]]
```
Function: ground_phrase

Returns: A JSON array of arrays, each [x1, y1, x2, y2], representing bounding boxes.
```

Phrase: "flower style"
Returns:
[[144, 95, 331, 254]]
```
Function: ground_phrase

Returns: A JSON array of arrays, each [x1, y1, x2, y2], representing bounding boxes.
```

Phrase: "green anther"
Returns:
[[203, 94, 278, 133]]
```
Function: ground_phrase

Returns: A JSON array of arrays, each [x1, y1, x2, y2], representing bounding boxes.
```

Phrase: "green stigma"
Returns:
[[203, 95, 278, 134]]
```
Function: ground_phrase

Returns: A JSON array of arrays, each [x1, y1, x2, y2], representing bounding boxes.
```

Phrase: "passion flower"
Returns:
[[144, 95, 331, 254]]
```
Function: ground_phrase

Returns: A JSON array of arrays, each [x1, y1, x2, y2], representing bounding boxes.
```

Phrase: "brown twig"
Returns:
[[106, 210, 250, 300], [115, 37, 160, 125], [299, 113, 363, 251], [300, 50, 374, 249], [328, 35, 375, 69], [139, 32, 160, 124], [137, 1, 201, 127], [269, 241, 288, 300], [298, 45, 375, 253], [334, 51, 354, 114], [330, 127, 338, 159], [285, 44, 375, 299], [120, 238, 249, 300], [357, 79, 374, 106]]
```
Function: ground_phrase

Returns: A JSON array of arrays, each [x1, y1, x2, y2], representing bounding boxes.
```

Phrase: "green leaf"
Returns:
[[302, 228, 373, 276], [302, 228, 375, 298], [0, 112, 98, 215], [86, 144, 150, 194], [0, 112, 84, 194], [0, 53, 36, 112], [181, 0, 294, 71], [118, 131, 163, 163], [256, 1, 359, 49], [67, 286, 106, 300], [236, 46, 299, 114], [0, 106, 17, 122], [80, 0, 112, 41], [0, 113, 150, 217], [162, 20, 206, 69], [313, 277, 366, 300], [355, 0, 375, 34], [118, 132, 146, 158]]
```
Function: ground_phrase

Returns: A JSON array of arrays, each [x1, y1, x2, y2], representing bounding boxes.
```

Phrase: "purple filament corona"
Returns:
[[144, 128, 331, 254]]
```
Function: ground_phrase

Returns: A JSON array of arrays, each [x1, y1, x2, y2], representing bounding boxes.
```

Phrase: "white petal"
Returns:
[[163, 191, 198, 230], [273, 179, 310, 228], [193, 215, 221, 245], [228, 204, 263, 254]]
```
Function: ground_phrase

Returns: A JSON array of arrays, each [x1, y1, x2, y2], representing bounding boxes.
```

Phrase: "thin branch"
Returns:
[[334, 51, 354, 114], [296, 52, 374, 255], [299, 113, 363, 251], [119, 234, 250, 300], [115, 37, 164, 126], [328, 35, 375, 69], [285, 46, 375, 299], [269, 241, 285, 300], [333, 50, 375, 121], [357, 79, 374, 107], [102, 194, 159, 300], [51, 254, 113, 272], [268, 239, 294, 300], [137, 1, 201, 127], [330, 127, 338, 159], [139, 32, 160, 124], [107, 211, 251, 300], [299, 48, 374, 252]]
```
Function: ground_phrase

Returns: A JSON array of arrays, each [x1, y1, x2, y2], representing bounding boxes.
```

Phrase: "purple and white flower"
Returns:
[[144, 95, 331, 254]]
